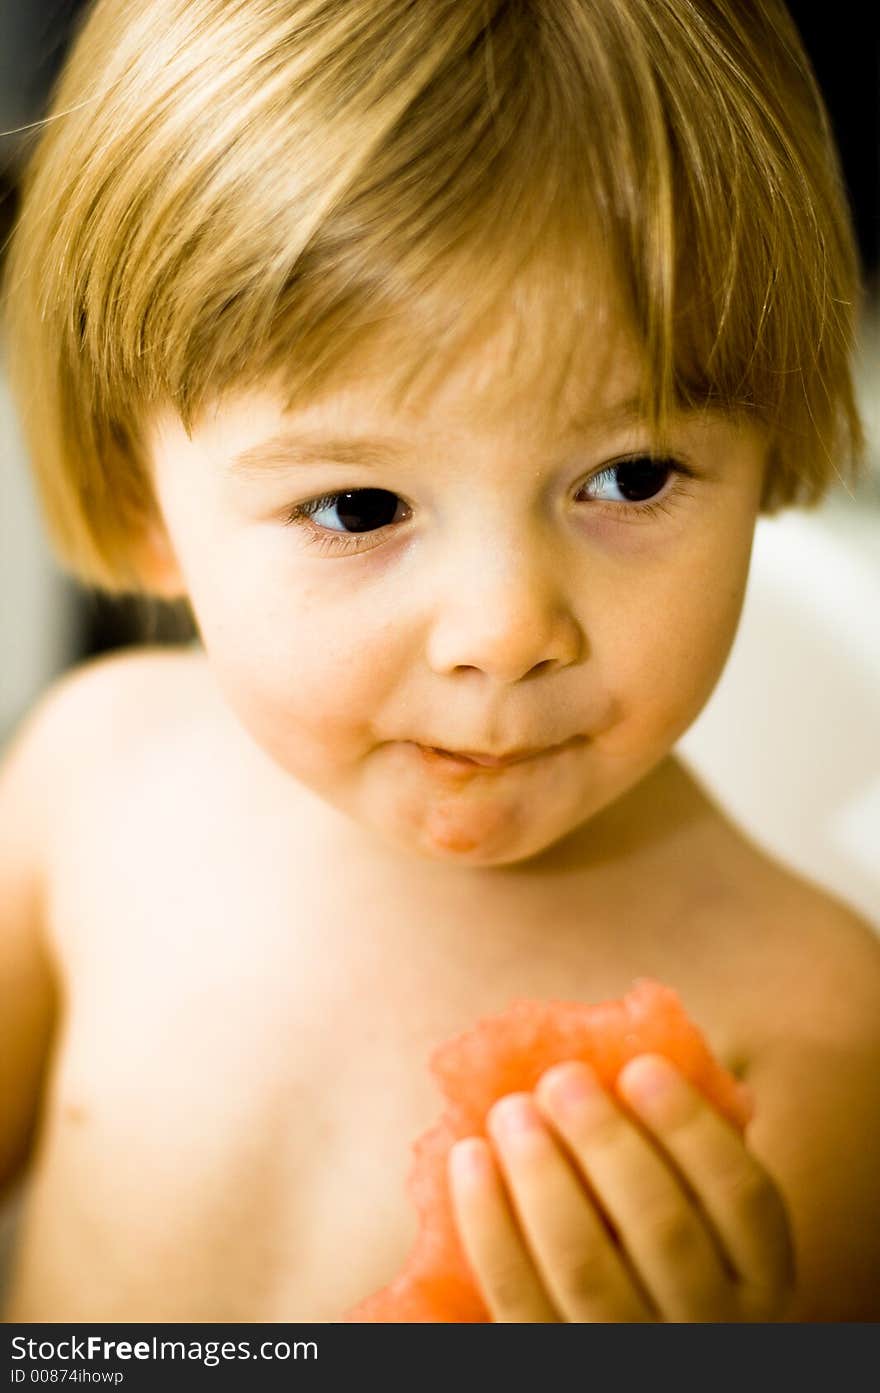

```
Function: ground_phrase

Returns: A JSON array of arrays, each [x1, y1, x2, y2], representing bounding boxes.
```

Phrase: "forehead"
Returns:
[[268, 277, 650, 447], [178, 332, 667, 494], [165, 250, 668, 470]]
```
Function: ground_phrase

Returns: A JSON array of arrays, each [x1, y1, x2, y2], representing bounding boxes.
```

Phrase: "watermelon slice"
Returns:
[[343, 978, 753, 1322]]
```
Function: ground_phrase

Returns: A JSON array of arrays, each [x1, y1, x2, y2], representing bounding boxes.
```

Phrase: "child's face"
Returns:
[[144, 308, 767, 868]]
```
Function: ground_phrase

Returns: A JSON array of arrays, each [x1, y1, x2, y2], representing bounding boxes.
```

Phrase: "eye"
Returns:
[[284, 487, 410, 553], [576, 455, 694, 520]]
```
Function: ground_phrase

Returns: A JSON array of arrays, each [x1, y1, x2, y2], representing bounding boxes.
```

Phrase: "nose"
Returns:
[[424, 534, 585, 683]]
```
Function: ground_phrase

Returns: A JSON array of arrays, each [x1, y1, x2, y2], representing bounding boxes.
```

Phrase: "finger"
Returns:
[[448, 1136, 561, 1322], [486, 1093, 655, 1322], [616, 1055, 795, 1318], [536, 1062, 739, 1321]]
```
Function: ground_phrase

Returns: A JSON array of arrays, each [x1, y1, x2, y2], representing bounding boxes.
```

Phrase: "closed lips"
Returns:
[[418, 737, 583, 767], [425, 748, 537, 767]]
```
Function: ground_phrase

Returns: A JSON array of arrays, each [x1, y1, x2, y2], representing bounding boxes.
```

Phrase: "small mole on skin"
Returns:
[[63, 1102, 88, 1124], [728, 1052, 750, 1082]]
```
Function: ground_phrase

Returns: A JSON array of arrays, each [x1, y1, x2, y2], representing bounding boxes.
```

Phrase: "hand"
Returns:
[[447, 1054, 795, 1322]]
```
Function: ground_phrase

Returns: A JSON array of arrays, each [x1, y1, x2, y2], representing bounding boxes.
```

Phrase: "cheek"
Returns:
[[601, 523, 754, 746], [198, 574, 404, 771]]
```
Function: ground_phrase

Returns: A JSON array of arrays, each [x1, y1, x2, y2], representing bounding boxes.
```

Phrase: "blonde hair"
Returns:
[[2, 0, 868, 596]]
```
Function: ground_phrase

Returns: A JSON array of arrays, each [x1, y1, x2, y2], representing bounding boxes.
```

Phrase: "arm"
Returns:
[[743, 910, 880, 1322], [0, 690, 63, 1201]]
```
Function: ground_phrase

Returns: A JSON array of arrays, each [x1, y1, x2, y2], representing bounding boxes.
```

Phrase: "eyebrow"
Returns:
[[227, 432, 415, 475], [225, 393, 654, 477]]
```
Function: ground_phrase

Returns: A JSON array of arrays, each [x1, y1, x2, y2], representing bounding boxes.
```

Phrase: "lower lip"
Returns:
[[411, 739, 581, 773]]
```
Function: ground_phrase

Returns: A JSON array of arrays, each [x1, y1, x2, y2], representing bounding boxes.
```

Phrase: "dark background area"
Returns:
[[1, 0, 878, 664]]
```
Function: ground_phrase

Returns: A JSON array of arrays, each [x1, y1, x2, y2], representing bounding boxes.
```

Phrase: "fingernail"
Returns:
[[540, 1061, 600, 1111], [617, 1054, 676, 1106], [450, 1138, 491, 1184], [489, 1094, 542, 1138]]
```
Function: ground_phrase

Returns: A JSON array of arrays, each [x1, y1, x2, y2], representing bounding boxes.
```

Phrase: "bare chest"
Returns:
[[10, 727, 761, 1321]]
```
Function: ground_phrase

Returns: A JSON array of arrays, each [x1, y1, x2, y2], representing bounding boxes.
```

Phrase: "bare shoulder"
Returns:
[[45, 640, 211, 752], [13, 644, 212, 844], [669, 759, 879, 1033], [740, 860, 880, 1047], [795, 884, 880, 1023], [2, 642, 208, 871], [33, 642, 208, 742]]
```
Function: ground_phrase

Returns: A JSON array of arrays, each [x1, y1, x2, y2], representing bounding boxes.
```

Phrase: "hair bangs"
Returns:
[[1, 0, 868, 593]]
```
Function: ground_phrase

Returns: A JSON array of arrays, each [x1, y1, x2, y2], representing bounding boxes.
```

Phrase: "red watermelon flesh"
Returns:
[[343, 978, 754, 1323]]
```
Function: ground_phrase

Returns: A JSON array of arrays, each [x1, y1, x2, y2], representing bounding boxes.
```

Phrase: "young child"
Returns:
[[1, 0, 878, 1323]]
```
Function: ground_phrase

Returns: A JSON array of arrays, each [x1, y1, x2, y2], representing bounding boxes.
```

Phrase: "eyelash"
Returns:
[[282, 455, 697, 556]]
